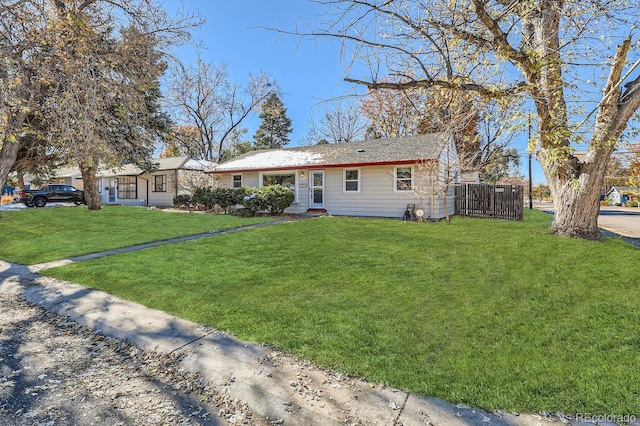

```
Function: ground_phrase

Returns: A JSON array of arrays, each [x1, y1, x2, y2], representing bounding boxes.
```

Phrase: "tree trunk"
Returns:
[[79, 163, 102, 210], [17, 170, 25, 189], [541, 149, 611, 241], [550, 178, 602, 240], [0, 112, 25, 191]]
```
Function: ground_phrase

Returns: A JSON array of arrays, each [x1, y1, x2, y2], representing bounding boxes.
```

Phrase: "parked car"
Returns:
[[20, 184, 85, 208]]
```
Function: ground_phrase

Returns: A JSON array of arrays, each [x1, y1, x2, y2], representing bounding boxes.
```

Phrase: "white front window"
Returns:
[[395, 166, 413, 192], [344, 168, 360, 192], [260, 173, 297, 202]]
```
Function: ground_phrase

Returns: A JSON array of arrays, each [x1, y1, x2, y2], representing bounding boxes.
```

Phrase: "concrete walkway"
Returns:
[[29, 219, 292, 272], [0, 218, 586, 425]]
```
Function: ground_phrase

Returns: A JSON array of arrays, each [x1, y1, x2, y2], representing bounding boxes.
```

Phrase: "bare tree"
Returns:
[[412, 139, 459, 223], [303, 100, 368, 145], [298, 0, 640, 240], [361, 81, 518, 175], [176, 170, 219, 194], [360, 84, 425, 139], [166, 59, 275, 162]]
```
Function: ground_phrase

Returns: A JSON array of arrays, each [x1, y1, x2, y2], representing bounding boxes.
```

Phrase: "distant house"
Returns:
[[36, 156, 214, 207], [607, 186, 634, 205], [210, 133, 459, 219]]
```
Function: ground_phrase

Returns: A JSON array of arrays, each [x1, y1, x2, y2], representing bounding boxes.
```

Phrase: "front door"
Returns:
[[309, 170, 325, 209], [108, 179, 116, 203]]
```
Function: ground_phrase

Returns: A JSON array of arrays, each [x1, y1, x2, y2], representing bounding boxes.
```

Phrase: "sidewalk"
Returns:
[[0, 260, 573, 426]]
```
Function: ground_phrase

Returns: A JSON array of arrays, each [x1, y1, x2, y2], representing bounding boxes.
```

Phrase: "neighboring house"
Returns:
[[50, 167, 84, 188], [21, 167, 83, 189], [607, 186, 634, 205], [210, 133, 459, 219], [30, 156, 214, 207], [98, 156, 215, 207]]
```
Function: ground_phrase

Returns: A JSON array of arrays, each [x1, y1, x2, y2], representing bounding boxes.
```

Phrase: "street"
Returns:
[[534, 201, 640, 239]]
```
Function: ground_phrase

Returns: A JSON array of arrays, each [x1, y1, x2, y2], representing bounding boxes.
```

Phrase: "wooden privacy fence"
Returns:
[[455, 184, 524, 221]]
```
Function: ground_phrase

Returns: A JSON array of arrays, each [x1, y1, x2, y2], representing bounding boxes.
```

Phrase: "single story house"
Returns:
[[210, 132, 459, 219], [606, 186, 634, 205], [43, 156, 214, 207], [49, 167, 84, 188], [98, 156, 215, 207]]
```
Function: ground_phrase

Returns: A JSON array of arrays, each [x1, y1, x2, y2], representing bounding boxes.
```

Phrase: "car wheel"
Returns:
[[24, 202, 34, 208], [33, 197, 47, 208]]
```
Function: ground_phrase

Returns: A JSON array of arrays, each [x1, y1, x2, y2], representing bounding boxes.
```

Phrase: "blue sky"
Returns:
[[162, 1, 545, 184]]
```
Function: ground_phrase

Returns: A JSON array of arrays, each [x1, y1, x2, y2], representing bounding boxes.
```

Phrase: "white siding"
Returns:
[[99, 176, 146, 206], [288, 170, 308, 213], [219, 171, 308, 213], [240, 172, 260, 189], [321, 165, 443, 218], [144, 171, 177, 207], [217, 162, 453, 218], [436, 137, 459, 219]]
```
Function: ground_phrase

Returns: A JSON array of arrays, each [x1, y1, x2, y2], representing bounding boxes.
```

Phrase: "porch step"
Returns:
[[306, 208, 328, 215]]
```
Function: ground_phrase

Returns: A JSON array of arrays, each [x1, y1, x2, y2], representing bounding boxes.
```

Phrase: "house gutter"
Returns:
[[208, 159, 437, 175]]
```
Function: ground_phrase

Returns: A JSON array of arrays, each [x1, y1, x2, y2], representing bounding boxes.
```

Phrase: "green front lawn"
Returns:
[[43, 210, 640, 415], [0, 206, 272, 264]]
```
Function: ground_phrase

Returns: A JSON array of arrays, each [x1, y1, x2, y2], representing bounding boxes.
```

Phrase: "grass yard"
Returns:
[[0, 206, 272, 264], [43, 210, 640, 415]]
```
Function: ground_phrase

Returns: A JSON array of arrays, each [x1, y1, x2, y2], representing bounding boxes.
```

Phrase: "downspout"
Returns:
[[175, 169, 179, 200]]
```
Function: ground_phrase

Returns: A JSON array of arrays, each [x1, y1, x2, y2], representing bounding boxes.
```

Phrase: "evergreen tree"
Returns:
[[253, 93, 292, 150]]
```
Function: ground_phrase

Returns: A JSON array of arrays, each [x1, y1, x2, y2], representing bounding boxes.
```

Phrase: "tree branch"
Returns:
[[344, 76, 528, 99], [471, 0, 534, 75]]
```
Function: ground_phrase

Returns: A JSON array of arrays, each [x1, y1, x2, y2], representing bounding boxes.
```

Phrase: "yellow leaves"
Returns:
[[66, 11, 87, 31]]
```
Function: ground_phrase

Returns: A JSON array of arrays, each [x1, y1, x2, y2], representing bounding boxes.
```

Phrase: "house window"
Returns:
[[395, 166, 413, 191], [153, 175, 167, 192], [232, 174, 242, 188], [344, 169, 360, 192], [117, 176, 137, 199], [262, 173, 296, 201], [96, 180, 102, 193]]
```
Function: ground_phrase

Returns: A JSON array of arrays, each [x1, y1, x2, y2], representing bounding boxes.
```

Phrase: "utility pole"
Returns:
[[528, 118, 533, 209]]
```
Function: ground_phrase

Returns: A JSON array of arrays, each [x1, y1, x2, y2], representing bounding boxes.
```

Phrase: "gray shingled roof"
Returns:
[[214, 133, 452, 172], [44, 157, 214, 179], [97, 157, 215, 176]]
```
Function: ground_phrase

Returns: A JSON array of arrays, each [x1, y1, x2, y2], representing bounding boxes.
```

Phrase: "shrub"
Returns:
[[212, 187, 245, 213], [181, 185, 295, 216], [260, 185, 295, 215], [626, 201, 639, 207], [173, 194, 194, 210], [236, 187, 269, 217], [192, 187, 217, 210], [233, 185, 295, 217]]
